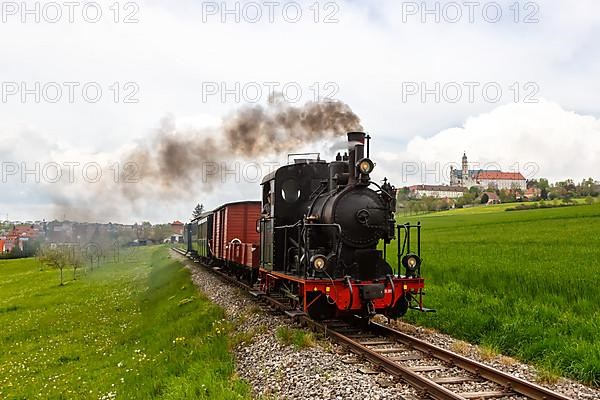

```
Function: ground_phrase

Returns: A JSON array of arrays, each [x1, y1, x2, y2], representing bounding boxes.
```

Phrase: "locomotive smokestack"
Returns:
[[347, 132, 366, 183], [347, 131, 366, 147], [347, 131, 365, 164]]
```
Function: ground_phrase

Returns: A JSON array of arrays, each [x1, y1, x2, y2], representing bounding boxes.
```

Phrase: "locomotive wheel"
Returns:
[[387, 294, 410, 318], [306, 292, 336, 320]]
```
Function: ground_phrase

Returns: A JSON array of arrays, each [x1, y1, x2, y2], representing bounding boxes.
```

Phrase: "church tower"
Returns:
[[462, 152, 468, 177]]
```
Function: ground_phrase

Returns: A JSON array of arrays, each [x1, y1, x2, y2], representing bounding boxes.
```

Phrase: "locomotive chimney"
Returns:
[[347, 132, 366, 183]]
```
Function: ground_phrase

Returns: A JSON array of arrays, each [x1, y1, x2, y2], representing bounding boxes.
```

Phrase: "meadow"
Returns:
[[388, 201, 600, 385], [0, 246, 250, 399]]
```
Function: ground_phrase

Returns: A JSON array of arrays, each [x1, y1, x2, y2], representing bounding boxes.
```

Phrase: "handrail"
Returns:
[[344, 276, 354, 310], [386, 274, 395, 310]]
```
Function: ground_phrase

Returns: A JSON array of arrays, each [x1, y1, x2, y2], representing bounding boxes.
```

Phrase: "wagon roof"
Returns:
[[190, 211, 213, 223], [211, 200, 261, 212]]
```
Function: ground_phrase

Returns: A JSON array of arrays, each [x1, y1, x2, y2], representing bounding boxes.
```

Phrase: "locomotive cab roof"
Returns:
[[261, 170, 277, 184], [260, 159, 327, 185]]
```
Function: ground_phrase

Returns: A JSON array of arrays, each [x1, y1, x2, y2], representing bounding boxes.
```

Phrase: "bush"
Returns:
[[505, 202, 579, 212]]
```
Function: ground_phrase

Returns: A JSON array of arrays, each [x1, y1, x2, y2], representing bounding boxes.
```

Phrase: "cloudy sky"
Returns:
[[1, 0, 599, 223]]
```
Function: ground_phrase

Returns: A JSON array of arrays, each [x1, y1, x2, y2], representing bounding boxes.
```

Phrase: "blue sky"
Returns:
[[1, 0, 599, 223]]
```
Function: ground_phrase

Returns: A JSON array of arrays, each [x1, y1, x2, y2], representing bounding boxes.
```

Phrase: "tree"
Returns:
[[579, 178, 596, 197], [8, 244, 23, 258], [116, 227, 137, 247], [141, 221, 152, 234], [538, 178, 550, 199], [69, 249, 83, 280], [192, 203, 204, 219], [35, 245, 45, 271], [397, 187, 411, 201], [498, 189, 516, 203], [39, 247, 69, 286], [149, 224, 173, 242], [456, 193, 475, 208], [585, 196, 594, 205], [468, 186, 482, 197]]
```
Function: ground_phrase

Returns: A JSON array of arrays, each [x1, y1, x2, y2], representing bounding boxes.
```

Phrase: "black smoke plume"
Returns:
[[48, 98, 362, 222], [123, 98, 362, 197]]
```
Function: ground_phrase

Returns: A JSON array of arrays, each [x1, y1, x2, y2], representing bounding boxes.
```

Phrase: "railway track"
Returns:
[[171, 247, 573, 400], [308, 319, 572, 400]]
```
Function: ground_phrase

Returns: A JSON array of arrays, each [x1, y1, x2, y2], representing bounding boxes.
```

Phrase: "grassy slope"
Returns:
[[389, 202, 600, 385], [0, 246, 250, 400]]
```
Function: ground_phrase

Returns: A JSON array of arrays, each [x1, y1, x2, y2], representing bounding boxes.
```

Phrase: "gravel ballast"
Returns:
[[173, 252, 600, 400]]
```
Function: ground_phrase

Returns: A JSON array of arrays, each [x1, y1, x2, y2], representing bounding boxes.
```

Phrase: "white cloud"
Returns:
[[373, 99, 600, 187]]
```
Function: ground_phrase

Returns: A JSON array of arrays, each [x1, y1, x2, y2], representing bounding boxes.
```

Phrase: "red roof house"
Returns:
[[171, 221, 184, 235]]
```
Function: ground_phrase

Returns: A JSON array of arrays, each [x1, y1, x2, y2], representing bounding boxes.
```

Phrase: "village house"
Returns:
[[171, 221, 184, 235], [408, 185, 467, 199], [524, 187, 542, 199], [0, 224, 39, 253], [479, 191, 501, 205]]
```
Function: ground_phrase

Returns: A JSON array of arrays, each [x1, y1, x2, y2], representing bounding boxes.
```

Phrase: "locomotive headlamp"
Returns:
[[310, 254, 327, 271], [402, 253, 421, 276], [357, 158, 374, 174]]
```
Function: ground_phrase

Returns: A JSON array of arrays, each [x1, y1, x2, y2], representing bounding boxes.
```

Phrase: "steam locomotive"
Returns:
[[183, 132, 428, 319]]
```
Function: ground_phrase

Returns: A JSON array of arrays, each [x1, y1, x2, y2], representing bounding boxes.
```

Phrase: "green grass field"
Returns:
[[389, 202, 600, 385], [0, 246, 250, 399]]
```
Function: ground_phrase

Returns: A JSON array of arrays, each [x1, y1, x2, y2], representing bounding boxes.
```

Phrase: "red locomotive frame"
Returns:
[[259, 270, 425, 317]]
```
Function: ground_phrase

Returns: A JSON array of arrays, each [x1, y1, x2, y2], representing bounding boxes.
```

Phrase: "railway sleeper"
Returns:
[[346, 334, 378, 339], [388, 353, 424, 362], [431, 376, 475, 384], [373, 347, 407, 354], [358, 340, 397, 346], [409, 365, 446, 372], [458, 390, 514, 399]]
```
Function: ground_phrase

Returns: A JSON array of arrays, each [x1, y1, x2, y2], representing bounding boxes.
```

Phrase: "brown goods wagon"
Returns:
[[212, 201, 261, 268]]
